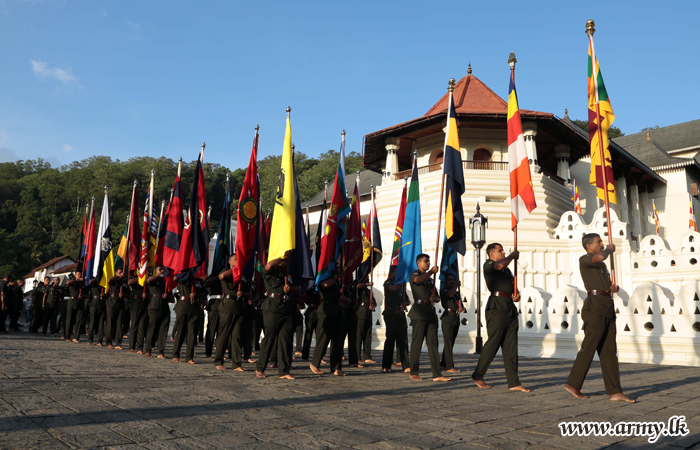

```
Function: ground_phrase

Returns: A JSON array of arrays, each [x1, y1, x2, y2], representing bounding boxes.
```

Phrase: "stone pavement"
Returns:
[[1, 332, 700, 450]]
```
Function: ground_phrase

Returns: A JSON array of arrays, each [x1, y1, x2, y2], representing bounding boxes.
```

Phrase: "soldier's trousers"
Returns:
[[472, 310, 521, 388], [302, 309, 318, 360], [30, 307, 43, 333], [171, 307, 199, 362], [343, 314, 359, 365], [356, 317, 373, 361], [440, 315, 460, 370], [213, 311, 244, 368], [41, 307, 56, 335], [128, 309, 149, 352], [567, 311, 621, 395], [293, 310, 304, 353], [256, 311, 294, 376], [242, 311, 254, 359], [8, 308, 20, 330], [145, 310, 169, 355], [382, 313, 409, 370], [65, 307, 86, 341], [253, 309, 263, 351], [105, 298, 125, 347], [57, 304, 67, 335], [311, 313, 344, 372], [409, 320, 442, 378], [197, 308, 205, 343], [204, 310, 219, 357], [88, 306, 105, 344]]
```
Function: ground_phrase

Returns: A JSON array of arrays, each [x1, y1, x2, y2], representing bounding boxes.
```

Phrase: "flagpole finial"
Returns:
[[178, 157, 183, 163], [201, 142, 206, 152], [103, 185, 108, 193], [342, 129, 346, 137], [586, 20, 595, 36], [467, 62, 472, 75], [92, 196, 95, 201], [133, 179, 138, 188], [508, 52, 517, 69], [476, 201, 481, 213], [286, 106, 291, 115], [413, 149, 418, 161], [448, 78, 456, 93], [161, 199, 165, 206], [255, 124, 260, 132]]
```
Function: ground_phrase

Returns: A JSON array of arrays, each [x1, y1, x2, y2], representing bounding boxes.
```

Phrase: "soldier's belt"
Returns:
[[490, 291, 512, 298], [268, 293, 290, 301], [151, 294, 162, 300], [209, 295, 222, 299], [415, 299, 432, 305], [446, 308, 460, 315], [387, 306, 403, 312], [179, 296, 193, 302], [223, 295, 243, 300], [587, 290, 611, 297], [360, 302, 371, 307]]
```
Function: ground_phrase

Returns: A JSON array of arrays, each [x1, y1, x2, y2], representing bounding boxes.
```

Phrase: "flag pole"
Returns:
[[126, 180, 137, 278], [586, 19, 616, 284], [86, 196, 95, 280], [368, 185, 375, 309], [432, 79, 455, 296], [509, 56, 519, 295]]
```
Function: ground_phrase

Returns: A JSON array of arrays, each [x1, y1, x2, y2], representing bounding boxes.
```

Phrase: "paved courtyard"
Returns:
[[1, 332, 700, 450]]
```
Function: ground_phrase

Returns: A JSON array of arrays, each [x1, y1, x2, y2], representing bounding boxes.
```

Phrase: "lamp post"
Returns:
[[470, 202, 488, 354]]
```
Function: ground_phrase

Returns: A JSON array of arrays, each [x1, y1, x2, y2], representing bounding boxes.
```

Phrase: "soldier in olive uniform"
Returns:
[[341, 282, 360, 367], [382, 266, 410, 373], [310, 267, 351, 376], [256, 254, 300, 379], [204, 274, 222, 359], [408, 254, 451, 381], [144, 266, 171, 358], [565, 233, 635, 403], [65, 272, 88, 342], [42, 278, 62, 336], [30, 277, 48, 333], [127, 271, 149, 353], [471, 243, 529, 392], [106, 268, 127, 349], [215, 254, 251, 371], [87, 278, 106, 345], [440, 274, 463, 372], [355, 279, 376, 364], [301, 287, 319, 361], [9, 279, 25, 331], [172, 275, 205, 364]]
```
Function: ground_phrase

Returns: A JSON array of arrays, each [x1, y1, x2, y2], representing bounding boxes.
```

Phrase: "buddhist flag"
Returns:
[[139, 176, 157, 285], [653, 200, 660, 234], [269, 111, 296, 261], [588, 35, 617, 204], [115, 218, 129, 271], [690, 199, 697, 232], [396, 157, 422, 285], [391, 179, 407, 266], [233, 128, 260, 283], [571, 179, 582, 214], [443, 84, 466, 254], [94, 191, 115, 290], [507, 69, 537, 229]]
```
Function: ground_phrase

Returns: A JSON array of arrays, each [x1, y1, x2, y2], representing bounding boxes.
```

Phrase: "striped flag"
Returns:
[[443, 82, 466, 255], [84, 199, 96, 284], [507, 68, 537, 229], [588, 34, 617, 204], [94, 191, 115, 290], [691, 199, 697, 232], [653, 200, 660, 234], [571, 179, 582, 214], [396, 157, 422, 285], [391, 180, 407, 266], [138, 176, 157, 285]]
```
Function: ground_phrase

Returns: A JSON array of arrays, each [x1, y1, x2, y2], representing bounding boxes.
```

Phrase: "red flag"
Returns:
[[391, 180, 407, 266], [84, 200, 97, 282], [233, 130, 260, 284], [163, 162, 184, 272], [342, 178, 362, 283], [177, 149, 209, 279], [128, 185, 141, 271], [265, 215, 272, 241]]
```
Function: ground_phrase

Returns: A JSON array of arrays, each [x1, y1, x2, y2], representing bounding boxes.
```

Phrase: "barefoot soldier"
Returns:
[[355, 279, 376, 364], [105, 268, 127, 349], [64, 272, 87, 342], [439, 273, 462, 373], [87, 278, 106, 346], [471, 244, 530, 392], [127, 271, 149, 354], [565, 234, 635, 403], [144, 266, 170, 358], [381, 266, 409, 373], [171, 275, 203, 364], [301, 287, 319, 362], [408, 254, 450, 382], [310, 267, 350, 376], [203, 274, 222, 359], [214, 254, 250, 372]]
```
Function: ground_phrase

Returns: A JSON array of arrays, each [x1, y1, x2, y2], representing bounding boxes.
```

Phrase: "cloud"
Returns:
[[31, 60, 77, 84], [0, 147, 18, 163], [125, 21, 143, 40], [63, 143, 72, 152]]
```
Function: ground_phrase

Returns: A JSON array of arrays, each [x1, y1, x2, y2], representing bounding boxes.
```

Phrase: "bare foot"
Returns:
[[472, 378, 491, 389], [246, 358, 256, 364], [446, 368, 461, 373], [216, 365, 226, 370], [403, 368, 411, 373], [129, 349, 135, 353], [382, 368, 394, 373], [349, 364, 364, 368], [170, 336, 174, 341], [187, 360, 197, 364], [256, 371, 266, 378], [157, 354, 166, 359], [107, 345, 114, 349], [144, 353, 152, 358], [509, 385, 532, 392], [564, 384, 588, 399], [280, 374, 295, 380], [233, 367, 245, 372], [310, 364, 324, 375], [96, 343, 103, 347], [137, 350, 143, 354], [610, 393, 636, 403], [173, 358, 181, 362], [270, 363, 278, 369], [409, 374, 422, 381], [433, 376, 452, 382], [364, 359, 376, 364], [334, 370, 346, 376], [72, 339, 79, 343], [294, 351, 302, 356], [115, 346, 123, 350]]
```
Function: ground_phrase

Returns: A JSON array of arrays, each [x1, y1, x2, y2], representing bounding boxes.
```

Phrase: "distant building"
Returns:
[[22, 256, 76, 292]]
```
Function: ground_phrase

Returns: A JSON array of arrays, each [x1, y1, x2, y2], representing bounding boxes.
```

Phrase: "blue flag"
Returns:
[[439, 228, 459, 291], [396, 158, 421, 285]]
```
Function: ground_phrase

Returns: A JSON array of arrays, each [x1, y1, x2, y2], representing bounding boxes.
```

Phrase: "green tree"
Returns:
[[572, 119, 625, 139]]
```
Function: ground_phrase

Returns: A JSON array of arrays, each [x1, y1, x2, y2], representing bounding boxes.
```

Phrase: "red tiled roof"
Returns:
[[51, 263, 79, 275], [22, 255, 74, 279]]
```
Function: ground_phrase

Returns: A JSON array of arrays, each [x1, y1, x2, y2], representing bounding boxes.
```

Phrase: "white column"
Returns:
[[522, 122, 539, 170], [384, 137, 400, 180], [616, 176, 629, 223], [555, 144, 571, 183], [629, 182, 642, 239], [639, 190, 650, 236]]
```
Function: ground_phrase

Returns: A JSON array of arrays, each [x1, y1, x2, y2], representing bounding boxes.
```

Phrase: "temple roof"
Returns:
[[613, 119, 700, 154]]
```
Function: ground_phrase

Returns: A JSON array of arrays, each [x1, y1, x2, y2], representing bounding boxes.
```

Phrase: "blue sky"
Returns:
[[1, 0, 698, 170]]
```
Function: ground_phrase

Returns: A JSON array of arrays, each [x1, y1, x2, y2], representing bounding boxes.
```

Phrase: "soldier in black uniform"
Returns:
[[310, 267, 350, 376], [293, 303, 304, 357], [565, 234, 635, 403], [87, 278, 106, 345], [0, 274, 13, 333], [408, 254, 450, 381], [56, 281, 67, 337], [440, 274, 463, 372], [64, 272, 87, 342], [127, 271, 149, 353], [30, 277, 48, 333], [106, 268, 127, 349], [42, 278, 62, 336], [341, 282, 360, 367], [301, 287, 319, 361], [355, 279, 376, 364], [172, 275, 204, 364], [471, 243, 529, 391], [9, 279, 24, 331], [204, 275, 222, 359], [144, 266, 171, 358], [241, 291, 257, 363], [215, 254, 251, 371], [256, 254, 300, 379], [382, 266, 410, 373]]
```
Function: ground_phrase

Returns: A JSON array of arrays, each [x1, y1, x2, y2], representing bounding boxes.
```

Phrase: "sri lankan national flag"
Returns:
[[653, 200, 660, 234], [588, 35, 617, 204], [443, 85, 466, 255]]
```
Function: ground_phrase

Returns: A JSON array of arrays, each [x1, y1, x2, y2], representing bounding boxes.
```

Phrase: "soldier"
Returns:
[[565, 234, 635, 403], [144, 266, 171, 359], [87, 278, 106, 346], [30, 277, 48, 334], [355, 278, 376, 364], [42, 278, 62, 336], [214, 254, 250, 372], [241, 288, 257, 363], [439, 274, 463, 373], [64, 272, 87, 342], [381, 266, 410, 373], [106, 268, 127, 349], [6, 278, 23, 331], [310, 267, 350, 376], [301, 287, 320, 362], [203, 274, 222, 359], [256, 253, 300, 379], [471, 243, 529, 392], [127, 271, 149, 354], [293, 302, 304, 357], [341, 282, 361, 367], [0, 274, 12, 333], [171, 275, 205, 364], [408, 254, 451, 382]]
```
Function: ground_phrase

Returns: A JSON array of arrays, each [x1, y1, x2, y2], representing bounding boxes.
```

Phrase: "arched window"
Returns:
[[473, 148, 492, 170], [430, 151, 444, 172]]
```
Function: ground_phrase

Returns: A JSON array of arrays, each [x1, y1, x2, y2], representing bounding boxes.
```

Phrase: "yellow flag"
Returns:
[[268, 113, 296, 261]]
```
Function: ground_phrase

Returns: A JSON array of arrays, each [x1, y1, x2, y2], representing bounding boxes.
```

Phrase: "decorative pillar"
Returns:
[[616, 176, 629, 223], [384, 137, 400, 180], [639, 190, 650, 236], [522, 122, 539, 170], [629, 182, 642, 238], [554, 144, 571, 183]]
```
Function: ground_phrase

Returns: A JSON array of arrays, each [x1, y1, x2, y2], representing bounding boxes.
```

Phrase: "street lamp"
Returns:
[[470, 202, 488, 354]]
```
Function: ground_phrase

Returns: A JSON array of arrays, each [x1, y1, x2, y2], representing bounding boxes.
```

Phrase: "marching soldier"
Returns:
[[128, 271, 149, 354], [565, 234, 635, 403], [214, 254, 250, 372], [64, 272, 87, 342], [87, 278, 106, 346], [381, 266, 410, 373], [440, 273, 462, 372], [42, 278, 62, 336], [106, 268, 127, 349], [408, 254, 450, 382], [9, 278, 25, 331], [310, 267, 350, 376], [471, 243, 530, 392], [30, 277, 48, 334], [355, 278, 376, 364], [144, 266, 171, 359], [172, 275, 204, 364], [301, 287, 319, 362], [204, 274, 222, 359], [0, 274, 12, 333]]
